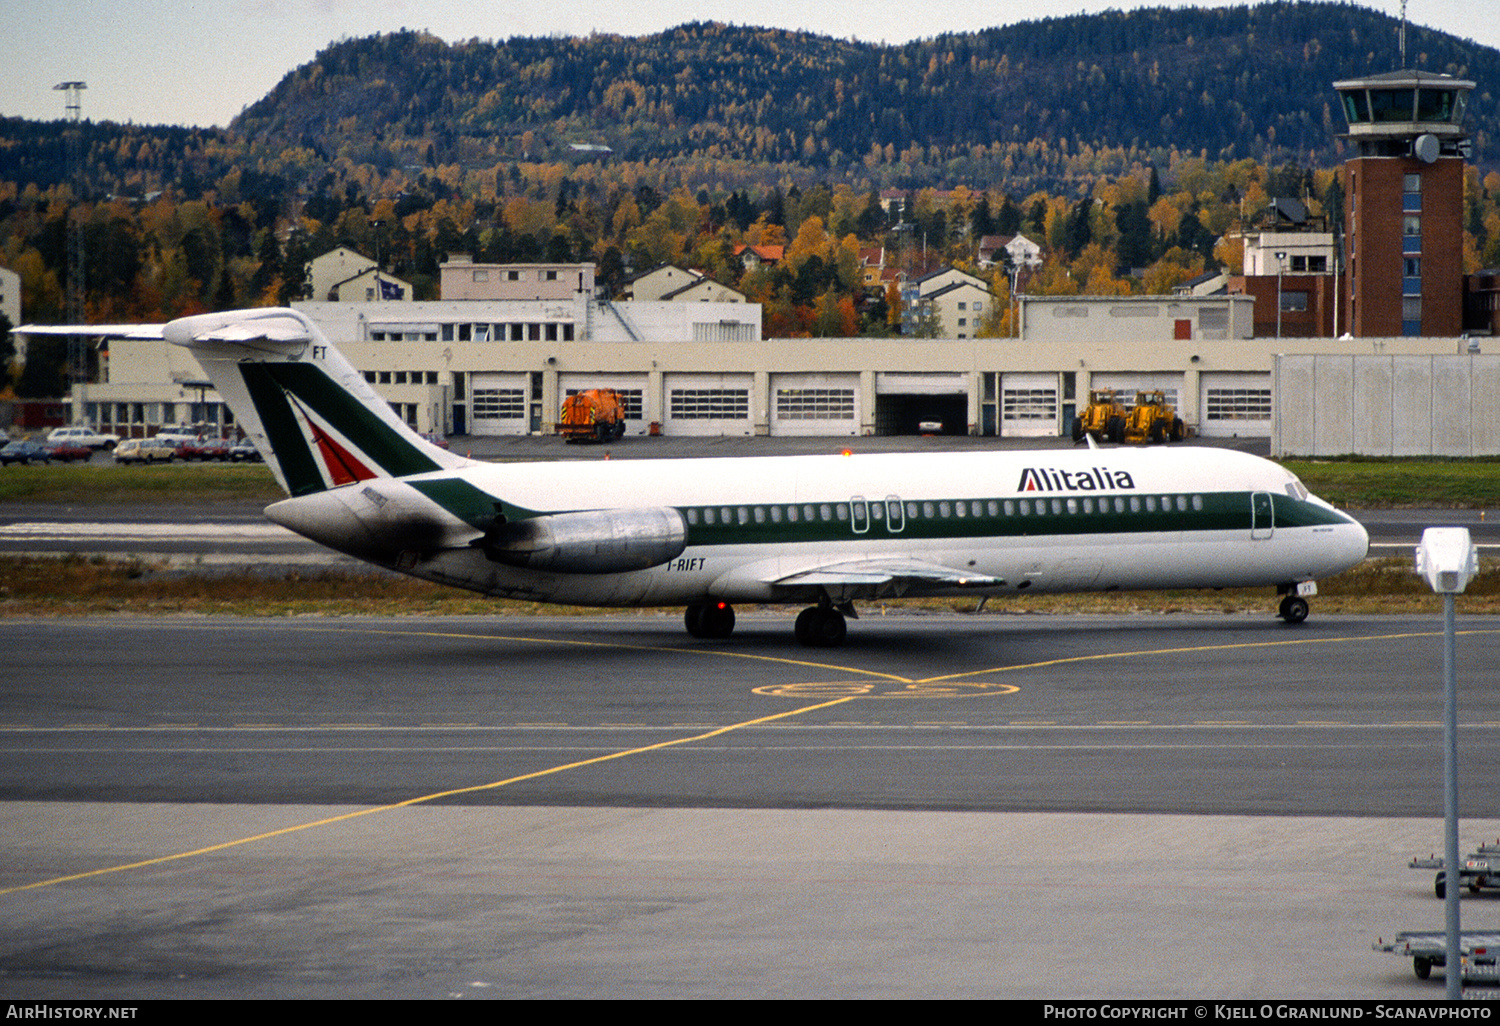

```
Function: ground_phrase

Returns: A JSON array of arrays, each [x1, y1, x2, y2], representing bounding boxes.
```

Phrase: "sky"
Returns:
[[2, 0, 1494, 129]]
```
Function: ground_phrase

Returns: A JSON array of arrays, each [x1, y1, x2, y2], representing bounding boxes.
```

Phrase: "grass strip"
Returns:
[[0, 554, 1490, 618]]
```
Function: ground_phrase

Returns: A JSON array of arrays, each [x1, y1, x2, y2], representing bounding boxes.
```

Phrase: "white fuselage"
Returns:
[[265, 445, 1369, 608]]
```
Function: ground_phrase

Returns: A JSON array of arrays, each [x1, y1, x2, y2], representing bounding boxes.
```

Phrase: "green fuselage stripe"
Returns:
[[671, 491, 1346, 547]]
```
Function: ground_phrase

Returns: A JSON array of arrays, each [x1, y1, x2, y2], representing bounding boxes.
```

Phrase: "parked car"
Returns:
[[152, 425, 201, 446], [113, 438, 177, 463], [43, 440, 94, 463], [1, 440, 54, 465], [420, 432, 451, 450], [229, 440, 263, 462], [175, 436, 232, 461], [46, 426, 119, 450]]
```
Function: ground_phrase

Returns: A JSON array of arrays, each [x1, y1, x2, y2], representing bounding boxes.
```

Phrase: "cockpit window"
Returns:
[[1284, 477, 1308, 501]]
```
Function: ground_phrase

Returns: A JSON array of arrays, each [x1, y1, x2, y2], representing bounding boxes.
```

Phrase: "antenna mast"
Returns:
[[1400, 0, 1408, 68]]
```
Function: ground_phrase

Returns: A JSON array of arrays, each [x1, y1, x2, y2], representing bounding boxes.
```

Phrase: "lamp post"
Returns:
[[1416, 526, 1479, 999]]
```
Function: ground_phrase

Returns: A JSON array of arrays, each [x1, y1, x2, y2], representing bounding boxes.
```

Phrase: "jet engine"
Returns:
[[477, 506, 687, 574]]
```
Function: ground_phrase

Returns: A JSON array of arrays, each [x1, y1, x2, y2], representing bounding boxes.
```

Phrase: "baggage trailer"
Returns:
[[1375, 931, 1500, 982], [1410, 840, 1500, 898]]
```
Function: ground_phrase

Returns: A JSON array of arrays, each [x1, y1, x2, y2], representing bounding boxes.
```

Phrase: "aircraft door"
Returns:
[[885, 495, 905, 533], [1251, 492, 1274, 541], [850, 496, 870, 534]]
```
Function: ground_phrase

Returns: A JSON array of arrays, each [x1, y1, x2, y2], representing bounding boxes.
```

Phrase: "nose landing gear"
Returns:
[[1278, 593, 1310, 624]]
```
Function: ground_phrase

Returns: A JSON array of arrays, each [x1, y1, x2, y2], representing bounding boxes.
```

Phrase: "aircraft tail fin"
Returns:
[[159, 308, 469, 496]]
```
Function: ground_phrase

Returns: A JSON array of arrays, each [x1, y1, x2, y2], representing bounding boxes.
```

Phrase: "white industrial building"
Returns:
[[75, 290, 1474, 447]]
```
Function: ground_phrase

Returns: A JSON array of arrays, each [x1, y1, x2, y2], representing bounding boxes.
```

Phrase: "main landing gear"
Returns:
[[684, 601, 735, 639], [682, 600, 854, 647], [794, 605, 848, 648]]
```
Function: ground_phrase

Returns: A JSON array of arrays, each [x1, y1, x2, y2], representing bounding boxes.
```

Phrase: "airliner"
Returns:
[[21, 308, 1369, 646]]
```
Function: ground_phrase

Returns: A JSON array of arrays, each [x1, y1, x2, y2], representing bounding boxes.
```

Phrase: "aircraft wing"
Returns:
[[775, 557, 1003, 590]]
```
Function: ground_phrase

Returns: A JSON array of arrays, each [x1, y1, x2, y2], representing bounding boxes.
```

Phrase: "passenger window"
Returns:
[[704, 508, 716, 525], [686, 509, 699, 525]]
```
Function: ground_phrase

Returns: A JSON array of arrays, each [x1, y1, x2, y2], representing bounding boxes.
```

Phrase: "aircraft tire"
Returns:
[[701, 602, 735, 639], [685, 602, 735, 639], [1436, 872, 1446, 900], [1414, 956, 1433, 980], [1278, 595, 1310, 624], [795, 607, 847, 647]]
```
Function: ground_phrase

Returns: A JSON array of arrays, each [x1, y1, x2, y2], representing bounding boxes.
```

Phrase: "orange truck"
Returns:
[[557, 389, 627, 443]]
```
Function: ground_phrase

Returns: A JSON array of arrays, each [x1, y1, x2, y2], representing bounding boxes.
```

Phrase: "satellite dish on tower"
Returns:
[[1414, 133, 1440, 163]]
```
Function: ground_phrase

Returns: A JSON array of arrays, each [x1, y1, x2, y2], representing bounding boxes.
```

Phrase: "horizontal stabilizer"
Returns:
[[16, 323, 166, 340]]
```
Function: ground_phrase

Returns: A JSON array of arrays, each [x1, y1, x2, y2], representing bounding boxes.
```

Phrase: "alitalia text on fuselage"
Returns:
[[1017, 466, 1136, 493]]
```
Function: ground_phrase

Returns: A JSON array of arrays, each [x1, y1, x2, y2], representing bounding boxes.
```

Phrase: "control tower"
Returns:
[[1333, 69, 1474, 336]]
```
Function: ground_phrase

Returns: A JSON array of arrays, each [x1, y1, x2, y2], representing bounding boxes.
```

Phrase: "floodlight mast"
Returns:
[[1416, 526, 1478, 998], [54, 81, 88, 426]]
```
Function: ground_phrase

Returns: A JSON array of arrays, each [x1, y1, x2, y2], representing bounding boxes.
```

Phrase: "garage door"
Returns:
[[468, 372, 530, 436], [1198, 371, 1272, 438], [770, 373, 859, 436], [1089, 373, 1184, 413], [999, 372, 1058, 438], [663, 373, 755, 437]]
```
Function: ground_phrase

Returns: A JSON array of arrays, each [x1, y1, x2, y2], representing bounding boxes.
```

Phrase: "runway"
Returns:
[[1, 613, 1498, 998]]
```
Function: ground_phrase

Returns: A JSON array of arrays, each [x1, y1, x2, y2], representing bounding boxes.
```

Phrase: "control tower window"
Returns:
[[1417, 89, 1454, 123], [1342, 91, 1370, 124], [1371, 88, 1415, 122]]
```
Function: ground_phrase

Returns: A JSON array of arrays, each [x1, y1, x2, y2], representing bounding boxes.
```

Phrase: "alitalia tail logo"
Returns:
[[1017, 466, 1136, 492]]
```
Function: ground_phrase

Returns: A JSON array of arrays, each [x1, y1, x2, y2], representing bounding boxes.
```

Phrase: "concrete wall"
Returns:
[[1273, 352, 1500, 455]]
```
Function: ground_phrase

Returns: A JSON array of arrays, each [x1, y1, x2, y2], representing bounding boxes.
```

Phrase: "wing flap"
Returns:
[[776, 558, 1003, 590]]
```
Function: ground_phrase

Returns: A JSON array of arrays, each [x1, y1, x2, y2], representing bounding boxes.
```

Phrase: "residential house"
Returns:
[[977, 234, 1043, 270]]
